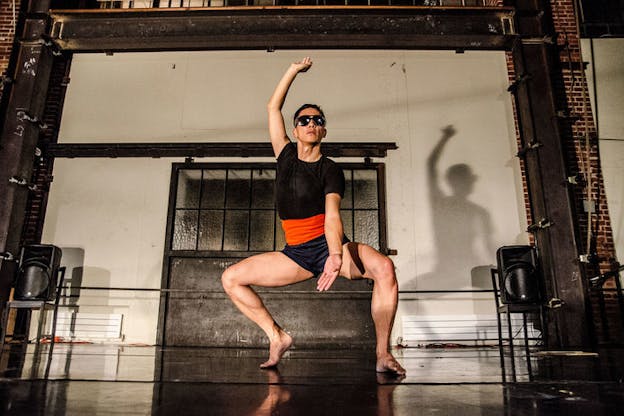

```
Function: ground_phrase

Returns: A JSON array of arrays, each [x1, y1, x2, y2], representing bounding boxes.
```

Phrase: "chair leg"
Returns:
[[496, 310, 507, 382], [506, 312, 517, 382], [35, 306, 46, 345], [44, 305, 57, 379], [49, 266, 65, 354], [523, 313, 532, 381], [49, 303, 60, 351]]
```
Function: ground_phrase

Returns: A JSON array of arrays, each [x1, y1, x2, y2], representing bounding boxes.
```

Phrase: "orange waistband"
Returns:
[[281, 213, 325, 246]]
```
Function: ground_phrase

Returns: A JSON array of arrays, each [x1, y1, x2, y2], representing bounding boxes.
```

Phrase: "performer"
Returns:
[[221, 57, 405, 375]]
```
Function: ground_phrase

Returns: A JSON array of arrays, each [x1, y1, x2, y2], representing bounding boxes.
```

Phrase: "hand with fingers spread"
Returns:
[[317, 253, 342, 291]]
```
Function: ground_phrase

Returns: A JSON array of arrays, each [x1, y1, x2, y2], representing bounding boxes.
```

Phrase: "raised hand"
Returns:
[[291, 56, 313, 73], [441, 124, 456, 139]]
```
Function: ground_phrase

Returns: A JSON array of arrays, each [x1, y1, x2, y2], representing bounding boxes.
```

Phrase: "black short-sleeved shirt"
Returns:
[[276, 142, 345, 220]]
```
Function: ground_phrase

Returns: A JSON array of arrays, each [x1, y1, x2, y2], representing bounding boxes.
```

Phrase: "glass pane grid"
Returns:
[[171, 166, 382, 253]]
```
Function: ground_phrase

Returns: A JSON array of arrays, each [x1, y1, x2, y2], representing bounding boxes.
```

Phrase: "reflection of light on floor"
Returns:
[[1, 344, 623, 415], [534, 351, 599, 357], [5, 344, 526, 383]]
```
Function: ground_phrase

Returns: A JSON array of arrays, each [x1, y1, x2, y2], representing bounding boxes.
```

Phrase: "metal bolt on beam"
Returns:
[[527, 218, 553, 232]]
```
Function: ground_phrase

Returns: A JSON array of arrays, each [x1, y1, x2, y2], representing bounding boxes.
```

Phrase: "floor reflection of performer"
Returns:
[[253, 369, 291, 416], [376, 372, 405, 416], [252, 371, 402, 415], [222, 57, 405, 375]]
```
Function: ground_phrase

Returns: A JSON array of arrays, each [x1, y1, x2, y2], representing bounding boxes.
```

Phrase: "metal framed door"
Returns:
[[158, 162, 387, 347]]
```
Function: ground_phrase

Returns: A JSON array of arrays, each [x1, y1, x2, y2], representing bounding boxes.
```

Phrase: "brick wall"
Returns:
[[0, 1, 20, 102], [549, 0, 621, 343], [548, 0, 616, 276], [504, 53, 534, 245]]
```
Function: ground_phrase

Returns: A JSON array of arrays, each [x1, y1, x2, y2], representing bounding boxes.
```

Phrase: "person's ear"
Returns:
[[292, 127, 299, 139]]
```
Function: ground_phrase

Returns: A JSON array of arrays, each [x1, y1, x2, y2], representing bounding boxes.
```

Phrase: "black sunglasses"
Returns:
[[295, 115, 326, 127]]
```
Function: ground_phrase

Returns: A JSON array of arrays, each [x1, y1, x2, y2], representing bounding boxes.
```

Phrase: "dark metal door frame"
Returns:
[[157, 161, 388, 346]]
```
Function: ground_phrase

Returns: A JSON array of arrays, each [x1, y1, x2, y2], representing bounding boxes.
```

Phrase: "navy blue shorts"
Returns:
[[282, 234, 349, 275]]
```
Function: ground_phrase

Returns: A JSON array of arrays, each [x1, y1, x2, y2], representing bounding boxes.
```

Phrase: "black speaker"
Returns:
[[14, 244, 62, 301], [496, 245, 541, 304]]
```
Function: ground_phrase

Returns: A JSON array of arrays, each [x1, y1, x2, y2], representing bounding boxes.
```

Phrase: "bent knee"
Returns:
[[374, 257, 397, 285], [221, 267, 241, 293]]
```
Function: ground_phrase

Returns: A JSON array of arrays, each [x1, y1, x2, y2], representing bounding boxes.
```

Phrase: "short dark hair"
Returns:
[[293, 104, 325, 126]]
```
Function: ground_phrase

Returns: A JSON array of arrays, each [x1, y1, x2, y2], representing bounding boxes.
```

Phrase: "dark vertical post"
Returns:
[[0, 1, 55, 315], [510, 0, 592, 348]]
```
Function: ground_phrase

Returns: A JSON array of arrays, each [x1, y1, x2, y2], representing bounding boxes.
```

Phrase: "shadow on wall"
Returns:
[[58, 249, 114, 343], [60, 248, 85, 307], [405, 125, 496, 291]]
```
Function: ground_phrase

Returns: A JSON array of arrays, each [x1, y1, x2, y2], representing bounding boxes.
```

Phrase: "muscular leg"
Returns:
[[221, 252, 314, 368], [340, 243, 406, 375]]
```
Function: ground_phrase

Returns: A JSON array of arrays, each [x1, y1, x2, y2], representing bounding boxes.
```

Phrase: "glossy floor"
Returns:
[[1, 344, 623, 415]]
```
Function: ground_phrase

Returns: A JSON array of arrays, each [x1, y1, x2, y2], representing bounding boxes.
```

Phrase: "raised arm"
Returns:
[[267, 57, 313, 157], [427, 125, 456, 201]]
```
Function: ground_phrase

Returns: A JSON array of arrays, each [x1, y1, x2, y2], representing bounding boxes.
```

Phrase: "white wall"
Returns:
[[581, 38, 624, 264], [44, 50, 526, 344], [43, 158, 170, 343]]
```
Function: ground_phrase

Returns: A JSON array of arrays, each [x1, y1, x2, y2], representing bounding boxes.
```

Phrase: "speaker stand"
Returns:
[[0, 267, 66, 375], [491, 268, 548, 382]]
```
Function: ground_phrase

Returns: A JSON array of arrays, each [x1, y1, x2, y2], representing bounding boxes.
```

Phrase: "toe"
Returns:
[[377, 357, 406, 375]]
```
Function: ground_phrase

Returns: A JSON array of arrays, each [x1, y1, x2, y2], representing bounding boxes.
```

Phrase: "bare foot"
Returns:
[[260, 329, 292, 368], [376, 354, 406, 375]]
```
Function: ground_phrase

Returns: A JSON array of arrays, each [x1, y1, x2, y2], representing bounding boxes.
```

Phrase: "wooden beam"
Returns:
[[48, 6, 517, 52], [45, 142, 398, 158]]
